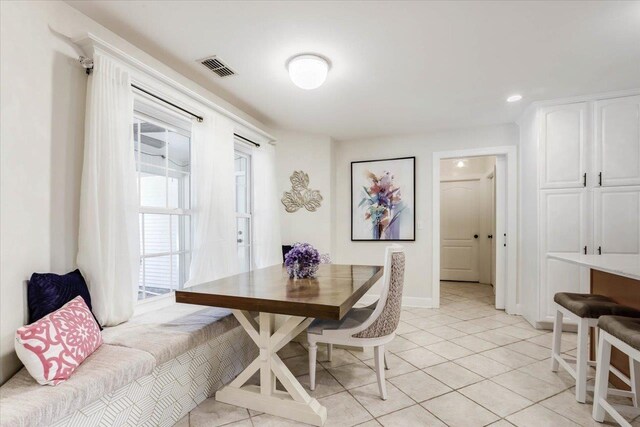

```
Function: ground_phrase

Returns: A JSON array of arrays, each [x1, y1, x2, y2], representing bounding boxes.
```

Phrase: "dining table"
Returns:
[[175, 263, 384, 426]]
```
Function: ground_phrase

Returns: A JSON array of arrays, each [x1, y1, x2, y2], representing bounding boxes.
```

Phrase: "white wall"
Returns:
[[517, 108, 540, 324], [440, 156, 495, 179], [0, 0, 269, 384], [332, 125, 518, 306], [274, 130, 334, 255]]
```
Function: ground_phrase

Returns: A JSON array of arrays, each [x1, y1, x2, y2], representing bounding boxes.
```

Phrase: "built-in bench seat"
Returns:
[[0, 305, 257, 427]]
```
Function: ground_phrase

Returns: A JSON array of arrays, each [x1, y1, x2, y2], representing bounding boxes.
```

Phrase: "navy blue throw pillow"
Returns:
[[28, 269, 101, 328]]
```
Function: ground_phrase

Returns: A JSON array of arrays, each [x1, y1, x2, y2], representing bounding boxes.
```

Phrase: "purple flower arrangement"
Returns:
[[284, 243, 321, 279]]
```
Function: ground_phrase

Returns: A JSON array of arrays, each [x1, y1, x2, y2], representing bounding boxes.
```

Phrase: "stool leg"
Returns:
[[630, 356, 640, 408], [593, 331, 612, 422], [551, 309, 563, 372], [576, 318, 589, 403]]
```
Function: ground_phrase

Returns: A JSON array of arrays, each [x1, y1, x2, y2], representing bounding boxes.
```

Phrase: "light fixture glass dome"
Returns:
[[287, 54, 329, 90]]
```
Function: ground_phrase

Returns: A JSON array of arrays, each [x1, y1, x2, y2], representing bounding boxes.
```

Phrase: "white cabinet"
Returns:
[[539, 103, 589, 189], [595, 95, 640, 187], [539, 189, 590, 321], [594, 186, 640, 255], [526, 93, 640, 325]]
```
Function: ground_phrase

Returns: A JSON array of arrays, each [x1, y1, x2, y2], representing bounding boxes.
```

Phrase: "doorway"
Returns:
[[440, 156, 496, 300], [432, 146, 517, 314]]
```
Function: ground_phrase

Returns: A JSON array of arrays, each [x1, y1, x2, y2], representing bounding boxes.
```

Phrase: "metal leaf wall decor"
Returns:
[[281, 171, 323, 213]]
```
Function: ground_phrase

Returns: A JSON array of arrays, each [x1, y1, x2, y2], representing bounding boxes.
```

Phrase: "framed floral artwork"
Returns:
[[351, 156, 415, 241]]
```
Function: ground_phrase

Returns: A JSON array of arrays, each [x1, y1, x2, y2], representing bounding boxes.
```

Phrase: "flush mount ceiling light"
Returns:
[[507, 94, 523, 103], [287, 54, 329, 90], [456, 159, 467, 168]]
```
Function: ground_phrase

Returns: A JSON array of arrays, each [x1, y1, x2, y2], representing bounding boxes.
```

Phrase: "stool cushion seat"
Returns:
[[554, 292, 640, 319], [598, 316, 640, 351]]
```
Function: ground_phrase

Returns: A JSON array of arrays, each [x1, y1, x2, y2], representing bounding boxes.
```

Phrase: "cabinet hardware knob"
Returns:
[[474, 234, 479, 239]]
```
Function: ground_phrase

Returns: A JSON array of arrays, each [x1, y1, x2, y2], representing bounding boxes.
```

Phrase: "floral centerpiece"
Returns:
[[359, 171, 405, 240], [284, 242, 321, 279]]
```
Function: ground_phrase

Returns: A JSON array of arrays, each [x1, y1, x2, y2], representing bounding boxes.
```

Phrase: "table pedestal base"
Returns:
[[216, 311, 327, 426]]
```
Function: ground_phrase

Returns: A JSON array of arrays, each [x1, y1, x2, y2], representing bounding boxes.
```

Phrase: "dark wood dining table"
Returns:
[[175, 263, 383, 426]]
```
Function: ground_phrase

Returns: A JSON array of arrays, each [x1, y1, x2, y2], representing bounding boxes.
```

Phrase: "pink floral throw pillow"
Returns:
[[15, 296, 102, 385]]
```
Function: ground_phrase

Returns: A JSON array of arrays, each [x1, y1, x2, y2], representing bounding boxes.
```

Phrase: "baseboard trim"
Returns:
[[358, 293, 433, 308]]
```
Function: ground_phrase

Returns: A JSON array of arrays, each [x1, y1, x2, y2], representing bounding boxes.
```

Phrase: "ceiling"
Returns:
[[66, 1, 640, 141]]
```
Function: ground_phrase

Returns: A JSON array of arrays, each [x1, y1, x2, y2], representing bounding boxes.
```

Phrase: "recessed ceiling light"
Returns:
[[507, 94, 523, 103], [287, 54, 329, 90]]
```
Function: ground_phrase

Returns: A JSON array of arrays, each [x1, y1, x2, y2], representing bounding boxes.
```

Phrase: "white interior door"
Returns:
[[440, 180, 481, 282]]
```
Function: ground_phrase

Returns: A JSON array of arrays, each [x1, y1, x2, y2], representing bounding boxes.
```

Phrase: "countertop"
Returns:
[[547, 253, 640, 281]]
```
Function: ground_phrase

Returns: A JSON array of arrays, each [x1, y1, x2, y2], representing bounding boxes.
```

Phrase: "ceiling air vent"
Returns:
[[199, 56, 236, 78]]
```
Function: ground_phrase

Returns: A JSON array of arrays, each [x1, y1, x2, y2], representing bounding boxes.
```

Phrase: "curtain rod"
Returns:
[[131, 84, 204, 123], [234, 133, 260, 148]]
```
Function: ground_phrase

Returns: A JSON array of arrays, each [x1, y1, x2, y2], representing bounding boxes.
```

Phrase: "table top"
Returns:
[[175, 264, 384, 320], [547, 253, 640, 281]]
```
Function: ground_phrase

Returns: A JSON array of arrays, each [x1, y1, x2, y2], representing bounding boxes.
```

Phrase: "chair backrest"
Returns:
[[352, 245, 405, 339]]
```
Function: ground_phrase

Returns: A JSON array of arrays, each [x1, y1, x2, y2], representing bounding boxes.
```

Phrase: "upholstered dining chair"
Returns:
[[307, 245, 405, 400]]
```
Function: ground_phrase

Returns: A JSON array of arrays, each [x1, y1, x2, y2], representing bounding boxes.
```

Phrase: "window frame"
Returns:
[[133, 97, 193, 301]]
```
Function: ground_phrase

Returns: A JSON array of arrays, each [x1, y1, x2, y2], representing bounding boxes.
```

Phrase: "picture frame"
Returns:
[[351, 156, 416, 241]]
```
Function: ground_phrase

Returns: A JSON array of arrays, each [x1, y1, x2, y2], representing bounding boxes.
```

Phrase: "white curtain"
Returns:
[[252, 143, 284, 268], [186, 113, 239, 286], [77, 53, 139, 326]]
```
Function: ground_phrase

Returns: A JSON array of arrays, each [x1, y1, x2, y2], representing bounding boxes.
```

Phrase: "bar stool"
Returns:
[[593, 316, 640, 426], [551, 292, 640, 403]]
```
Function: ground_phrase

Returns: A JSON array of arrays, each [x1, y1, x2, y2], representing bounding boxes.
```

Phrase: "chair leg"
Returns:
[[327, 343, 333, 362], [384, 350, 389, 370], [551, 308, 563, 372], [630, 356, 640, 408], [593, 332, 612, 422], [309, 342, 317, 391], [374, 345, 387, 400], [576, 318, 589, 403]]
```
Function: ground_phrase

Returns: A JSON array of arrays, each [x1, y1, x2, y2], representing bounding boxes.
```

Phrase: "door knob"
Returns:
[[474, 234, 479, 239]]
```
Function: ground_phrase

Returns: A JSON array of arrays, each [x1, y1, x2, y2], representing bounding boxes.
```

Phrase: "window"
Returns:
[[235, 146, 252, 273], [133, 100, 192, 300]]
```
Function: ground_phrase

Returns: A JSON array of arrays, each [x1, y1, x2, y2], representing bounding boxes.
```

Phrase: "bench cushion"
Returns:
[[554, 292, 640, 319], [598, 316, 640, 351], [101, 305, 236, 365], [0, 344, 155, 427]]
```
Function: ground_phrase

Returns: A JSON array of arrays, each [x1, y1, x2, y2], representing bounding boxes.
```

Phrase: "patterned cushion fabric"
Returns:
[[15, 296, 103, 386], [354, 252, 405, 338], [28, 269, 100, 328], [554, 292, 640, 319], [598, 315, 640, 351]]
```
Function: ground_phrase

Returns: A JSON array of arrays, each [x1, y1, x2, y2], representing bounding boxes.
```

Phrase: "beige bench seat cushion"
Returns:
[[0, 344, 155, 427], [101, 305, 238, 365]]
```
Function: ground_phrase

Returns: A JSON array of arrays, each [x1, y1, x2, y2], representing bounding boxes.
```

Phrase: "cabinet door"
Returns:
[[594, 186, 640, 255], [539, 103, 589, 189], [595, 95, 640, 187], [539, 189, 590, 321]]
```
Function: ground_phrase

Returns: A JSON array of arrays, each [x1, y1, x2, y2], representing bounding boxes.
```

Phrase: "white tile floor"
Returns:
[[177, 282, 640, 427]]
